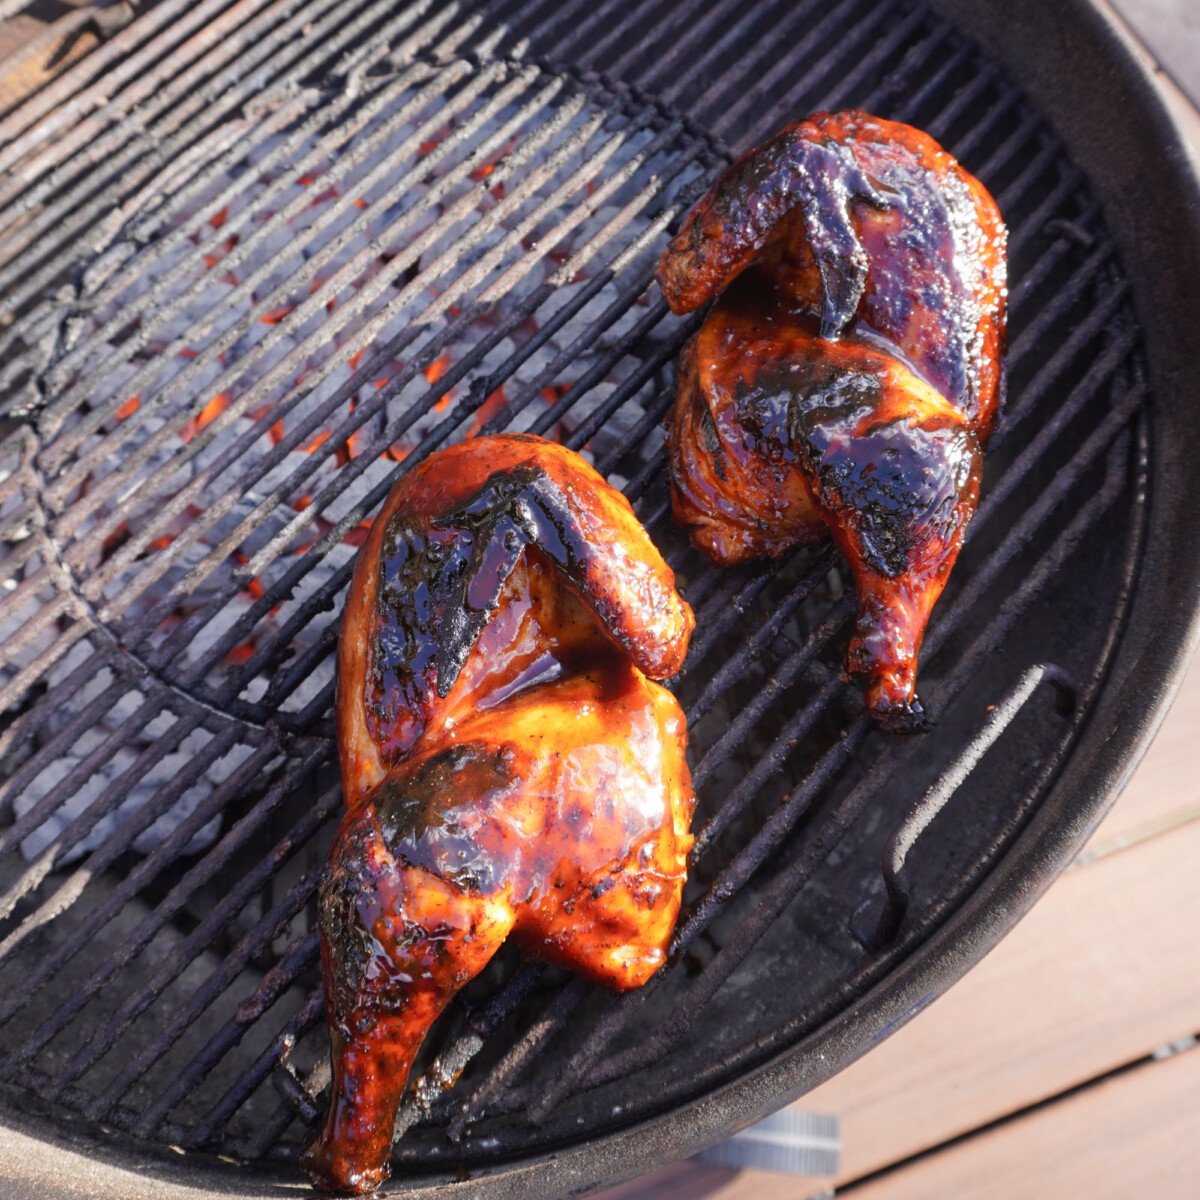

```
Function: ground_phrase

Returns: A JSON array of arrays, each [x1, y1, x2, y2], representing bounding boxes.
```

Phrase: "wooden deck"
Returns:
[[602, 8, 1200, 1197]]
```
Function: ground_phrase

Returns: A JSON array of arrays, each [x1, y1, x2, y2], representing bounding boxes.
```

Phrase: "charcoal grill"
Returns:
[[0, 0, 1198, 1194]]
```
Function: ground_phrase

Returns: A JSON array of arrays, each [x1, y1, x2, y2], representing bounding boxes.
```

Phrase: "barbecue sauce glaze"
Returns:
[[302, 435, 695, 1193], [659, 110, 1006, 730]]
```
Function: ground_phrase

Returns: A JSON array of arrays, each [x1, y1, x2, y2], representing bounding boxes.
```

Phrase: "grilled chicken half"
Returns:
[[659, 110, 1006, 730], [302, 434, 695, 1193]]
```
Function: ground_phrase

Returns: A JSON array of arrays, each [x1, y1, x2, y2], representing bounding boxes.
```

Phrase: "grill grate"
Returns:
[[0, 0, 1150, 1180]]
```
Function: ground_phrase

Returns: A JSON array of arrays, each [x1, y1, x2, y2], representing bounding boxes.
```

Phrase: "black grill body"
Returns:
[[0, 0, 1197, 1196]]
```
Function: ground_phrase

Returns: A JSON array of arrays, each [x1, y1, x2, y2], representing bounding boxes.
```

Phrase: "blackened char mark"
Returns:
[[369, 463, 638, 742], [428, 466, 587, 695], [317, 814, 381, 1019], [375, 743, 516, 892], [738, 357, 977, 578], [699, 405, 726, 481]]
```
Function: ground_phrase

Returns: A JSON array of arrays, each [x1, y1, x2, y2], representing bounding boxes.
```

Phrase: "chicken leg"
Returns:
[[659, 110, 1006, 730]]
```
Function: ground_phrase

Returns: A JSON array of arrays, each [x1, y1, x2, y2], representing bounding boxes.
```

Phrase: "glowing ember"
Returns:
[[424, 353, 453, 412], [467, 385, 508, 436], [180, 391, 233, 444]]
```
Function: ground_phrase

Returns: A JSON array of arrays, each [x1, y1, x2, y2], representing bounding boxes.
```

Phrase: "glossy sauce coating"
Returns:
[[303, 435, 695, 1193], [659, 110, 1006, 729]]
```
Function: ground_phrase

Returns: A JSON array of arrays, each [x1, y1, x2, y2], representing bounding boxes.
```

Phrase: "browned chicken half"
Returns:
[[659, 110, 1006, 731], [302, 434, 695, 1193]]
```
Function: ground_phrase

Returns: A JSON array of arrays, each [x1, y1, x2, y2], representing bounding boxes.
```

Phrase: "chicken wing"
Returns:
[[659, 110, 1006, 730], [302, 434, 695, 1193]]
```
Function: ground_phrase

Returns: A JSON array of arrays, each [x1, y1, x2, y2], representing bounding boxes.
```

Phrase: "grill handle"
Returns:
[[862, 661, 1077, 950]]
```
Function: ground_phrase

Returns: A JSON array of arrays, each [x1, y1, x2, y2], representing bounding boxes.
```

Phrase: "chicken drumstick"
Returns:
[[302, 435, 695, 1193], [659, 110, 1006, 730]]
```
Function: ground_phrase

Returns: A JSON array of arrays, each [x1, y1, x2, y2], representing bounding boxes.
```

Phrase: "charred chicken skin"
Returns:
[[302, 434, 695, 1193], [659, 110, 1006, 730]]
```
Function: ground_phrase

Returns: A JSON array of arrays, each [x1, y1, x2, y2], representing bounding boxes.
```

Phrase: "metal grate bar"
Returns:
[[34, 26, 486, 456], [920, 65, 1000, 146], [0, 650, 118, 801], [134, 933, 323, 1136], [191, 987, 326, 1148], [1, 0, 463, 360], [0, 0, 1157, 1167], [564, 303, 681, 448], [33, 50, 492, 450], [681, 556, 800, 670], [891, 38, 974, 122], [0, 0, 244, 159], [0, 594, 81, 714], [615, 0, 779, 100], [349, 302, 1139, 1139], [673, 330, 1143, 931], [688, 610, 852, 837], [42, 752, 313, 1100], [0, 0, 297, 197], [0, 0, 421, 223], [957, 95, 1037, 165], [1005, 161, 1083, 256], [535, 0, 658, 72], [1, 746, 333, 1064], [708, 0, 902, 139], [96, 123, 686, 700], [0, 0, 357, 256], [816, 7, 931, 115], [18, 208, 1118, 1104], [41, 97, 581, 675], [39, 96, 513, 526], [594, 423, 1135, 1087], [473, 219, 693, 441], [106, 171, 696, 739], [32, 59, 454, 401], [404, 954, 563, 1138], [0, 716, 235, 969], [0, 547, 56, 638], [1007, 232, 1107, 345], [48, 74, 578, 540], [0, 691, 169, 856], [81, 907, 321, 1118], [226, 63, 1132, 1142], [5, 740, 284, 1064], [443, 308, 1141, 1123], [442, 975, 594, 1142]]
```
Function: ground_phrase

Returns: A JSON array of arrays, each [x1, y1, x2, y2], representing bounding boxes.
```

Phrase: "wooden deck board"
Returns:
[[604, 1045, 1200, 1200], [844, 1043, 1200, 1200], [1111, 0, 1200, 108]]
